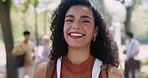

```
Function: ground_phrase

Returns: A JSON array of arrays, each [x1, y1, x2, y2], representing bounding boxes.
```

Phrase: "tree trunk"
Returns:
[[124, 0, 140, 32], [34, 0, 39, 46], [124, 6, 133, 32], [43, 11, 47, 35], [0, 0, 17, 78]]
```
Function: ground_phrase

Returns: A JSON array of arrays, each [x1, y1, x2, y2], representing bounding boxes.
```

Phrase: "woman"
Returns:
[[33, 0, 124, 78], [41, 35, 51, 62]]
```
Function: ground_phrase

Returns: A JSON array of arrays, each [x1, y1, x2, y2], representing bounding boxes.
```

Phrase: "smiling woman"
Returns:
[[33, 0, 124, 78], [64, 5, 96, 50]]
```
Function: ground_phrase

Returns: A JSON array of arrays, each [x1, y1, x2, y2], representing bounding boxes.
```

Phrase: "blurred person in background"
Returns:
[[38, 35, 51, 63], [12, 31, 35, 78], [124, 32, 140, 78], [33, 0, 124, 78]]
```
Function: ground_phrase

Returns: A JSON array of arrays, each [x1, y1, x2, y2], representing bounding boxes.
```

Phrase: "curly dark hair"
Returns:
[[50, 0, 119, 67]]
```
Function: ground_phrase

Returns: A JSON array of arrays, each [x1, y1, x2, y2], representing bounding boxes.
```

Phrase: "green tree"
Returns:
[[90, 0, 112, 26]]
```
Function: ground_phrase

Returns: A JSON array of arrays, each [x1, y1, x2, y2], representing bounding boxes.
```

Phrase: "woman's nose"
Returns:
[[72, 22, 81, 29]]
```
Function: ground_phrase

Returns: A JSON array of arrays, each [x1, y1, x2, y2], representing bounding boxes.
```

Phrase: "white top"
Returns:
[[56, 57, 102, 78], [125, 38, 140, 61], [40, 45, 50, 62]]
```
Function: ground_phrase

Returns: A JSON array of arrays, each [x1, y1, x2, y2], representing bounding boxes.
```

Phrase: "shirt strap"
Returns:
[[92, 59, 103, 78], [57, 57, 62, 78]]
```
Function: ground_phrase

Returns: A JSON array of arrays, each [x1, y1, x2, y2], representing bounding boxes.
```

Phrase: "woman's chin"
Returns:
[[67, 43, 90, 49], [68, 44, 83, 48]]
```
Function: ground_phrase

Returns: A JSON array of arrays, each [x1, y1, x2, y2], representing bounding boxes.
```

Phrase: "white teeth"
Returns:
[[70, 33, 83, 36]]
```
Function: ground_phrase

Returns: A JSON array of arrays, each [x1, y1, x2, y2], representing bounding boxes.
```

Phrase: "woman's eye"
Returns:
[[82, 20, 90, 23], [66, 20, 73, 22]]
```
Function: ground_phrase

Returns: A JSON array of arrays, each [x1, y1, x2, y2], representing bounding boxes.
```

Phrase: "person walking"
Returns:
[[124, 32, 140, 78], [12, 31, 35, 78]]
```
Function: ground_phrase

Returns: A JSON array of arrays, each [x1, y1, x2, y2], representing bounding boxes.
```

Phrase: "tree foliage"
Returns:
[[90, 0, 112, 26], [120, 0, 148, 44], [0, 0, 59, 78]]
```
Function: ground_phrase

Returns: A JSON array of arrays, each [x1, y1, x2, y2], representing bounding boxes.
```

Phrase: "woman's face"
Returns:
[[41, 39, 46, 45], [63, 5, 98, 48]]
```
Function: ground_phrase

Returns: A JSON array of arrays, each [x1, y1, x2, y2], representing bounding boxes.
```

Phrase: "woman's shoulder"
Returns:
[[33, 62, 48, 78], [108, 65, 124, 78]]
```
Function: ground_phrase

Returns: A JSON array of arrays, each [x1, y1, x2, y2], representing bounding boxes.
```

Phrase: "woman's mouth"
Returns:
[[68, 32, 85, 39]]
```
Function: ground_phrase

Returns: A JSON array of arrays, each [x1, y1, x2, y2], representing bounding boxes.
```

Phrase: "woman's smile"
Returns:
[[68, 32, 86, 39]]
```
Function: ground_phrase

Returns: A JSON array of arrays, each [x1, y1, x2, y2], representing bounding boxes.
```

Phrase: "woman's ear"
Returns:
[[93, 26, 99, 37]]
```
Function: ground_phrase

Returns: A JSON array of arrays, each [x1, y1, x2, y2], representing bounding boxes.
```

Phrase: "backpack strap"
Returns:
[[46, 60, 56, 78], [100, 64, 113, 78], [99, 64, 108, 78]]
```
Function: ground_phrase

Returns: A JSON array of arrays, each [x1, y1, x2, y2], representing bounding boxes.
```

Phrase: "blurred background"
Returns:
[[0, 0, 148, 78]]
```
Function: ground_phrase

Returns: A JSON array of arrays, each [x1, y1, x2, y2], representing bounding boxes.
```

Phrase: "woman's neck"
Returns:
[[67, 46, 90, 65]]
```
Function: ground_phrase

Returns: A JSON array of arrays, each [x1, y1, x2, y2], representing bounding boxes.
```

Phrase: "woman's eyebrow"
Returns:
[[65, 15, 93, 20], [81, 15, 92, 19], [65, 15, 74, 18]]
